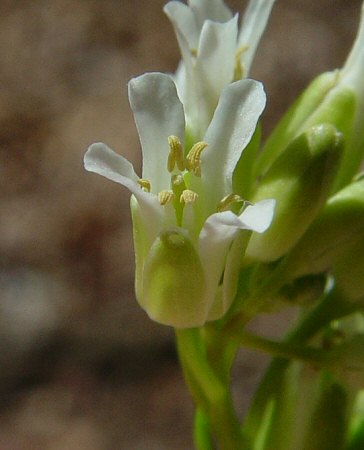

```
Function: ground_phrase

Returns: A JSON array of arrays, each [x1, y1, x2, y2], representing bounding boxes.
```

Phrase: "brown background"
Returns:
[[0, 1, 361, 448]]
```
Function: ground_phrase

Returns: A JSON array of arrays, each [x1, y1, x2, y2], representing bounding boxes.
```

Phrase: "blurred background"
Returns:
[[0, 0, 361, 448]]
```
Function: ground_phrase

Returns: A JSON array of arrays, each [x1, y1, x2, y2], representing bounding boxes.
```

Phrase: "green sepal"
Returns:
[[142, 227, 206, 328], [130, 196, 150, 304], [246, 124, 344, 262], [279, 178, 364, 281]]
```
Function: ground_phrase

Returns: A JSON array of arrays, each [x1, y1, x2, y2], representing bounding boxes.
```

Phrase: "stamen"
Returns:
[[234, 45, 248, 81], [217, 193, 244, 212], [138, 178, 151, 192], [167, 135, 185, 172], [190, 48, 198, 58], [158, 190, 175, 206], [180, 189, 199, 204], [185, 142, 208, 177]]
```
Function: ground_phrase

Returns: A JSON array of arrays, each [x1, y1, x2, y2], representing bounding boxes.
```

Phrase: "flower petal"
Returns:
[[198, 199, 275, 320], [84, 142, 139, 189], [188, 0, 233, 27], [198, 211, 242, 315], [200, 79, 266, 212], [192, 15, 238, 138], [238, 0, 276, 76], [239, 199, 276, 233], [164, 1, 199, 55], [84, 142, 164, 238], [128, 73, 185, 194]]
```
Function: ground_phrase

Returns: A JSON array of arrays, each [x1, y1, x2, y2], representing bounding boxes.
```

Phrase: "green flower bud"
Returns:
[[279, 178, 364, 281], [141, 227, 206, 328], [255, 71, 342, 177], [246, 124, 344, 262]]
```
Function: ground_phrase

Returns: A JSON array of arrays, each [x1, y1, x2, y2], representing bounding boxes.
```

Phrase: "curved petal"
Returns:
[[198, 211, 241, 315], [84, 142, 139, 189], [200, 79, 266, 212], [239, 199, 276, 233], [238, 0, 276, 76], [84, 143, 164, 237], [188, 0, 233, 27], [172, 61, 188, 106], [128, 73, 185, 194], [164, 2, 198, 66], [192, 15, 238, 137], [198, 200, 275, 316]]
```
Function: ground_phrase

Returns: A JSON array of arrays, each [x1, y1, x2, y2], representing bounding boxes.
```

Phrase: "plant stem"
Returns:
[[194, 408, 214, 450], [176, 328, 248, 450], [229, 329, 327, 366]]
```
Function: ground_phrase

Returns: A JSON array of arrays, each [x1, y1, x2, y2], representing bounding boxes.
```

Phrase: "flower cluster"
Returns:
[[84, 1, 364, 448], [84, 0, 276, 327]]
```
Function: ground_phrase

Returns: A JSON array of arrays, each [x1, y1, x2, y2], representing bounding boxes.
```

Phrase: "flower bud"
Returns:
[[255, 71, 343, 176], [246, 124, 344, 262], [279, 178, 364, 281], [141, 228, 206, 328]]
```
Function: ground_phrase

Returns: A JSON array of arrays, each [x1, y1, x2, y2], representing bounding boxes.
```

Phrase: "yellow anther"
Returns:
[[185, 141, 208, 177], [234, 45, 248, 81], [217, 193, 244, 212], [167, 135, 185, 172], [180, 189, 199, 204], [138, 178, 151, 192], [158, 190, 175, 206], [190, 48, 198, 58]]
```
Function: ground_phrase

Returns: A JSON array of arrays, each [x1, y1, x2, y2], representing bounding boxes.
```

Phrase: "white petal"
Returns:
[[239, 199, 276, 233], [164, 2, 198, 64], [198, 211, 241, 313], [84, 142, 139, 189], [198, 200, 274, 319], [200, 79, 266, 212], [238, 0, 276, 76], [172, 61, 188, 106], [128, 73, 185, 194], [188, 0, 233, 27], [84, 143, 164, 235], [192, 15, 238, 137]]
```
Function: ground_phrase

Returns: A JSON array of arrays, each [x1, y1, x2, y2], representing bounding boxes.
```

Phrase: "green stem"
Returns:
[[243, 288, 362, 437], [176, 328, 248, 450], [194, 408, 214, 450], [229, 329, 327, 366]]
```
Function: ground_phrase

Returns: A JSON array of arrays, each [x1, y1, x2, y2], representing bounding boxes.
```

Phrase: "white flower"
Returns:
[[164, 0, 276, 140], [84, 72, 275, 328]]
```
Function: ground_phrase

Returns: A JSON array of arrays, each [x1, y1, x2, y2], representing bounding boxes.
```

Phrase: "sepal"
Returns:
[[142, 227, 206, 328]]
